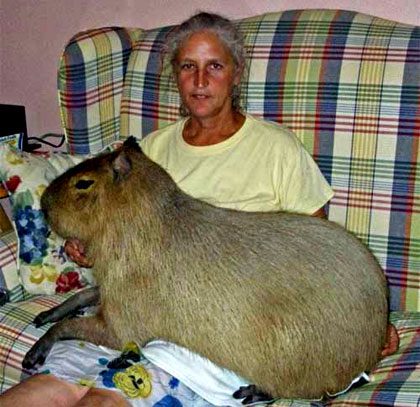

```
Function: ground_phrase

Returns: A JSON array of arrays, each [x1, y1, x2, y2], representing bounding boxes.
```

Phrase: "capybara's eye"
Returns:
[[75, 180, 95, 190]]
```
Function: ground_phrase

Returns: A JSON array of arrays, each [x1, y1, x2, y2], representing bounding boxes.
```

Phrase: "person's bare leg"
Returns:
[[74, 388, 130, 407], [0, 374, 90, 407]]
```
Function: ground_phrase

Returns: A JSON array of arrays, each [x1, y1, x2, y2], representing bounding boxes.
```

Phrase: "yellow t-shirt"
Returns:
[[140, 114, 334, 213]]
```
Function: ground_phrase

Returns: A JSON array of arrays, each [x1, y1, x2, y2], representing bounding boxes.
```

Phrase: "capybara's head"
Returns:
[[41, 137, 175, 246]]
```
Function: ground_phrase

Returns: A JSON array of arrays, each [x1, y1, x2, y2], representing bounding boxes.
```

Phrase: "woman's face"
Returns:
[[175, 30, 241, 121]]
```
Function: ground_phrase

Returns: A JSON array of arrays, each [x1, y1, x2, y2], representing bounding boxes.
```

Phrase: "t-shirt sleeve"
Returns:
[[139, 127, 167, 163], [277, 136, 334, 215], [139, 132, 152, 156]]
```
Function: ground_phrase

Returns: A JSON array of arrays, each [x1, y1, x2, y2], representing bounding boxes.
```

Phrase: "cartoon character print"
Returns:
[[99, 342, 153, 399], [113, 364, 152, 398]]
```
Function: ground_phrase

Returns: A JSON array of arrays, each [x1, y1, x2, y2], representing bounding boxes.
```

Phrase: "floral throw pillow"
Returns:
[[0, 144, 95, 295]]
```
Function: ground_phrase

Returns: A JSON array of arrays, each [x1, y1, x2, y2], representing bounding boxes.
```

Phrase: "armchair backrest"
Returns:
[[58, 10, 419, 311]]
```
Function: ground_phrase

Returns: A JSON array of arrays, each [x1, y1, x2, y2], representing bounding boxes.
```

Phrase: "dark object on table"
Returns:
[[0, 104, 29, 151]]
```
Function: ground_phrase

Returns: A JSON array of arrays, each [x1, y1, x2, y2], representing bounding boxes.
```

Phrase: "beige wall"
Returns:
[[1, 0, 419, 137]]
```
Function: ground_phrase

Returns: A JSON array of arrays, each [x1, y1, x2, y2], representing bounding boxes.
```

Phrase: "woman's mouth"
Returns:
[[192, 94, 210, 99]]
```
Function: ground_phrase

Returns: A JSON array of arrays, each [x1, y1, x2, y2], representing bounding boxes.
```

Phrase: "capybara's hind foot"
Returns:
[[233, 385, 274, 404], [22, 339, 52, 370]]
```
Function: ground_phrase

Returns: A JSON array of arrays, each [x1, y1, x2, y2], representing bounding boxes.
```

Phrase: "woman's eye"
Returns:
[[210, 62, 223, 70], [75, 180, 95, 190], [180, 63, 195, 71]]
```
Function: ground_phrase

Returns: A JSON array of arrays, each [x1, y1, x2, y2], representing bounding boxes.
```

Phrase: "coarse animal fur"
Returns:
[[23, 137, 389, 399]]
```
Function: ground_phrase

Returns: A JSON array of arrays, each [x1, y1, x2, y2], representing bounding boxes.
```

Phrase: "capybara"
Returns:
[[23, 137, 388, 400]]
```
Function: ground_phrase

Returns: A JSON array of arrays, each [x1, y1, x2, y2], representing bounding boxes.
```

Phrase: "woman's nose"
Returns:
[[194, 68, 208, 88]]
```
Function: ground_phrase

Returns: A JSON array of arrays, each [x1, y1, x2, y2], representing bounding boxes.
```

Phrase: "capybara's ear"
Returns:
[[123, 136, 141, 151], [112, 151, 132, 182]]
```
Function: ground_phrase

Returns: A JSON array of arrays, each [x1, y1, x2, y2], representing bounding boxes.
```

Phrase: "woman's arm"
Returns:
[[311, 208, 326, 218]]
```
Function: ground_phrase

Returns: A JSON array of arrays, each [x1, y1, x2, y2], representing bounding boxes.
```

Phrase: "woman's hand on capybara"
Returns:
[[64, 238, 93, 268]]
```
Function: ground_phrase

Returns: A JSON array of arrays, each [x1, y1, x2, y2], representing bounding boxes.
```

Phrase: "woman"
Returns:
[[141, 12, 333, 217], [64, 11, 398, 403]]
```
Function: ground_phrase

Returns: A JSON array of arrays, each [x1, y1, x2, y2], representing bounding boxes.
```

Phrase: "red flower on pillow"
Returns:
[[55, 271, 84, 293], [5, 175, 21, 192]]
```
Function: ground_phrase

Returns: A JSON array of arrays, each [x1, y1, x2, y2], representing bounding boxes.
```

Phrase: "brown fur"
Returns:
[[24, 138, 388, 398]]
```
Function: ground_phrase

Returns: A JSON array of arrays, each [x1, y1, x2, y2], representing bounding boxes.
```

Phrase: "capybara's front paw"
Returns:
[[22, 340, 53, 369], [233, 384, 274, 405], [33, 310, 54, 327], [34, 308, 84, 327]]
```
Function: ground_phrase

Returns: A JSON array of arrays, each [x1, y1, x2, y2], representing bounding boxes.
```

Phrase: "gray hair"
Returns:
[[164, 12, 246, 115]]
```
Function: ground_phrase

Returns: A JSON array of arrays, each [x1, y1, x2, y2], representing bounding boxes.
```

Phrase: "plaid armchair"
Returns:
[[0, 9, 419, 406]]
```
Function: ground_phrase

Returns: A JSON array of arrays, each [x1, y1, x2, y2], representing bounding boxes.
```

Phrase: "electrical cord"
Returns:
[[26, 133, 66, 151]]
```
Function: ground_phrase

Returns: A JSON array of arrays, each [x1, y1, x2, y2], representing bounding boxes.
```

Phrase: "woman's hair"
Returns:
[[165, 12, 246, 114]]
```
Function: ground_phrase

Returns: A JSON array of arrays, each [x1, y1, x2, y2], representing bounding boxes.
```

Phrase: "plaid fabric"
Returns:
[[119, 25, 178, 138], [59, 27, 144, 155], [118, 10, 419, 312], [0, 231, 20, 305], [0, 293, 72, 391]]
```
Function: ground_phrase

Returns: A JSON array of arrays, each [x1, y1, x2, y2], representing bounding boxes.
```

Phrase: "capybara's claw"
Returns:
[[22, 350, 43, 370], [233, 385, 274, 404], [233, 385, 253, 399], [22, 341, 51, 369], [33, 310, 53, 327]]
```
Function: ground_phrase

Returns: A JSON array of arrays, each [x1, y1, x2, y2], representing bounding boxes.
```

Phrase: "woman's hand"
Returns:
[[381, 323, 399, 357], [64, 238, 93, 268]]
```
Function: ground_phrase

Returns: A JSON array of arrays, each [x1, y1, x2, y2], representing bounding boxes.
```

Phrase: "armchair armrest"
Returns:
[[58, 27, 144, 155]]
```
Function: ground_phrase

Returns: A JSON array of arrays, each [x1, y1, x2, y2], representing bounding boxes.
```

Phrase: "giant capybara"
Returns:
[[23, 137, 388, 399]]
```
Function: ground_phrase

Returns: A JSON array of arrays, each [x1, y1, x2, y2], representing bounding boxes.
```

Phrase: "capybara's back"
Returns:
[[41, 138, 389, 398]]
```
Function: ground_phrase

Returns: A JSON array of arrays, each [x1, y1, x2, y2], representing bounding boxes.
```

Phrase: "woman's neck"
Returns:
[[183, 111, 246, 146]]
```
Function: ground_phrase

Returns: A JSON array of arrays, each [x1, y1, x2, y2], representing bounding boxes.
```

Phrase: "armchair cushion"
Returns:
[[0, 300, 418, 406], [0, 226, 21, 304], [0, 292, 73, 391]]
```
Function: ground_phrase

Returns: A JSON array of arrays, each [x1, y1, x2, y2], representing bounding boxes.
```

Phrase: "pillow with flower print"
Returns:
[[0, 144, 96, 295]]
